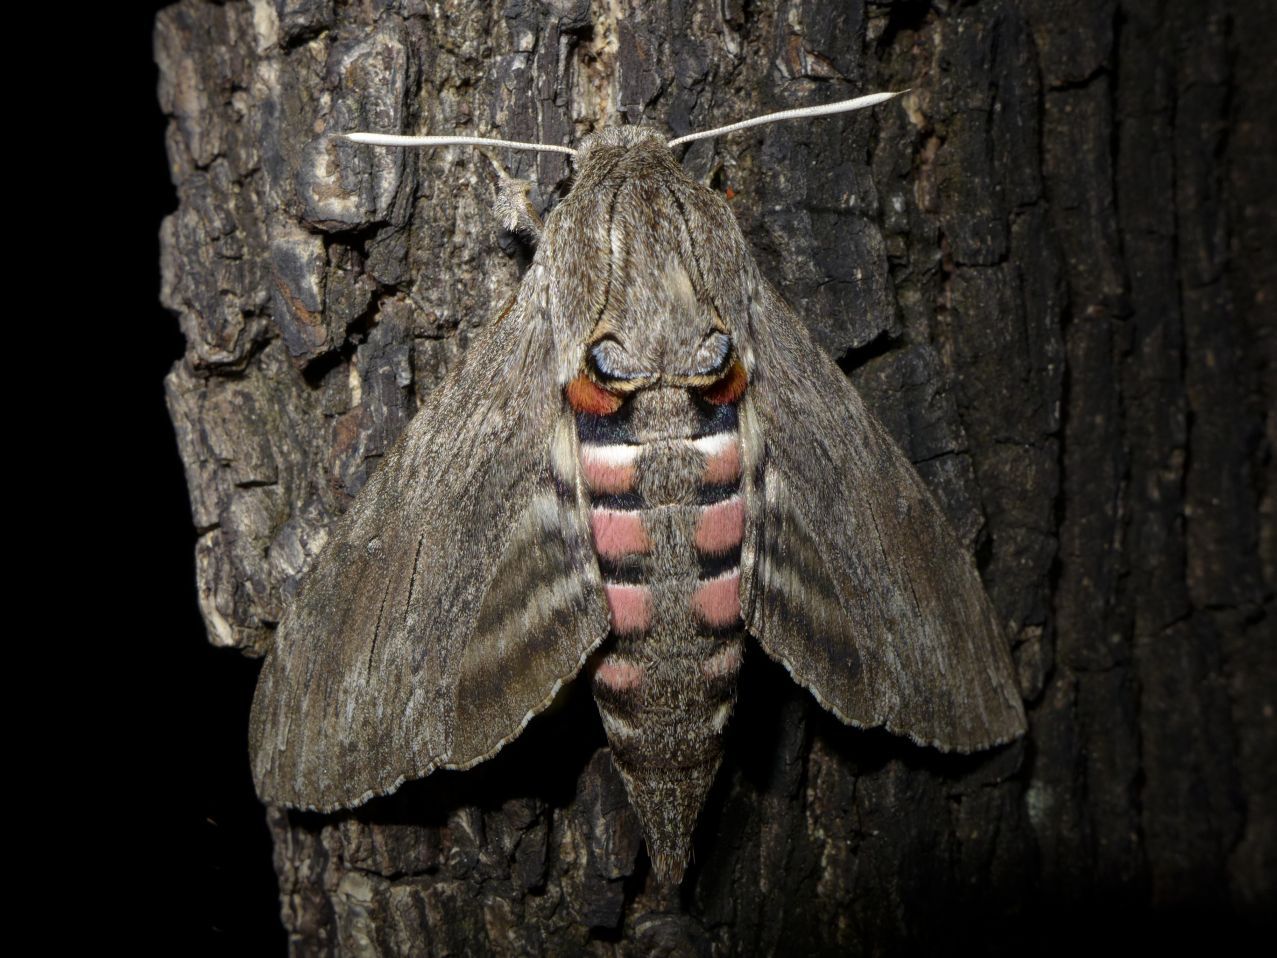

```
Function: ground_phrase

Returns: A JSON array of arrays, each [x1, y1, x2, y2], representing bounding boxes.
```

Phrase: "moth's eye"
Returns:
[[588, 338, 646, 385], [683, 331, 733, 379]]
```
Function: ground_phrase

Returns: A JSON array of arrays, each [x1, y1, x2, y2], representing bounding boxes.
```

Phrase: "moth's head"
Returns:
[[572, 126, 670, 172], [343, 92, 906, 390]]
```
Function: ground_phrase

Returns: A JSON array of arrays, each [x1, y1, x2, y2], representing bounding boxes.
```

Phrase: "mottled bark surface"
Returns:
[[158, 0, 1273, 953]]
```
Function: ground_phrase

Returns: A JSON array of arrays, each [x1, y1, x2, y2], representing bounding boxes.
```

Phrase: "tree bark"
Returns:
[[157, 0, 1274, 953]]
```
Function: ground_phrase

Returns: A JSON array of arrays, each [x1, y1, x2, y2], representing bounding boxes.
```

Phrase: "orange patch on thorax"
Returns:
[[566, 375, 624, 416], [702, 360, 747, 405]]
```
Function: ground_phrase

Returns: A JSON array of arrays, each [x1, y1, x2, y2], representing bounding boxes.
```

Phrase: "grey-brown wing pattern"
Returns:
[[249, 277, 610, 811], [737, 280, 1026, 751]]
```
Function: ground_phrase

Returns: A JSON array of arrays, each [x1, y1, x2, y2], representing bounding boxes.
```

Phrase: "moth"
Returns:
[[249, 93, 1026, 885]]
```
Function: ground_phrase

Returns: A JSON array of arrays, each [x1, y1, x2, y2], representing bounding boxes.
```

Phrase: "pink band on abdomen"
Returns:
[[691, 572, 741, 629], [695, 434, 742, 487], [704, 443, 741, 486], [606, 583, 653, 635], [591, 508, 650, 559], [594, 655, 645, 691], [580, 444, 638, 494], [700, 642, 743, 680], [694, 496, 745, 555]]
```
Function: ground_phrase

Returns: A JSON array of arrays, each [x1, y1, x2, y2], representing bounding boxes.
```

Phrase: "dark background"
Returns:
[[117, 4, 286, 951]]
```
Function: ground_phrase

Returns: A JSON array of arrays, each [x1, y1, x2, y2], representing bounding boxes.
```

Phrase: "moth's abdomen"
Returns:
[[567, 372, 747, 883]]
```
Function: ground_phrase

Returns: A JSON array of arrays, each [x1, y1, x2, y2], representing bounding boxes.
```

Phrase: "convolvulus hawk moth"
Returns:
[[249, 93, 1026, 884]]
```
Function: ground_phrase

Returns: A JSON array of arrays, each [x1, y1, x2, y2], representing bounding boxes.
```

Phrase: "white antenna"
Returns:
[[666, 90, 907, 148], [344, 90, 906, 157], [343, 133, 576, 156]]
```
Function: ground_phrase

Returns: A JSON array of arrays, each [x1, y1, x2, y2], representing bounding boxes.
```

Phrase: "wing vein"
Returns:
[[404, 533, 426, 618], [366, 574, 393, 677]]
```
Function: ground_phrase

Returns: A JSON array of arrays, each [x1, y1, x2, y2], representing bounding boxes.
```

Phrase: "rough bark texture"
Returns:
[[158, 0, 1273, 953]]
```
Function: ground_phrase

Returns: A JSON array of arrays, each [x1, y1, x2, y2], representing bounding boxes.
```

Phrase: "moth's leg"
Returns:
[[493, 176, 543, 241]]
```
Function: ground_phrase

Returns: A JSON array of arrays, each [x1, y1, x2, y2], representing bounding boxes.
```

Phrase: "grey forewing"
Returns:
[[248, 276, 609, 812], [736, 279, 1027, 751]]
